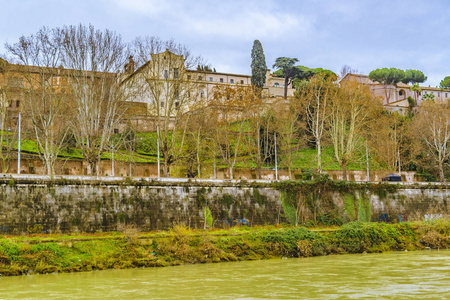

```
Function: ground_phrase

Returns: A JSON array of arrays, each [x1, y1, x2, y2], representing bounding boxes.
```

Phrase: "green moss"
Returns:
[[195, 187, 207, 208], [253, 189, 267, 206], [343, 193, 357, 221], [204, 206, 213, 228], [357, 193, 371, 222], [220, 194, 234, 209]]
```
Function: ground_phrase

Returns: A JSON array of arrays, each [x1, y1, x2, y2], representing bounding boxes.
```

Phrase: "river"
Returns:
[[0, 250, 449, 299]]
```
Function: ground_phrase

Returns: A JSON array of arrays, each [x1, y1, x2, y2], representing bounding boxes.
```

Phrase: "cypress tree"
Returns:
[[251, 40, 267, 89]]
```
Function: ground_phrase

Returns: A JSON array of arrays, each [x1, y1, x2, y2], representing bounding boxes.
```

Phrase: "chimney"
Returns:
[[124, 56, 135, 74]]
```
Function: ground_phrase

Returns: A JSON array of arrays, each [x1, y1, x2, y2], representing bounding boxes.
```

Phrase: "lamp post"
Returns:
[[366, 139, 369, 182], [17, 112, 21, 174], [111, 146, 114, 177], [157, 124, 160, 178], [274, 132, 278, 180]]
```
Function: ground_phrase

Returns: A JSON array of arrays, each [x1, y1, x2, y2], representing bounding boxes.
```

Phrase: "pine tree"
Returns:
[[251, 40, 267, 89]]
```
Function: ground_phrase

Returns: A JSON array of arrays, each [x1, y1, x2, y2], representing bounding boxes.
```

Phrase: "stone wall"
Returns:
[[0, 175, 448, 234], [0, 175, 284, 234]]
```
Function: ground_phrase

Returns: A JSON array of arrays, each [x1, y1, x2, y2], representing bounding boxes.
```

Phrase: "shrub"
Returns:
[[262, 227, 328, 257]]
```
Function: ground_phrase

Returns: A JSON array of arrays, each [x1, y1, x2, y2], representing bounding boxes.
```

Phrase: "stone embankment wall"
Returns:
[[0, 175, 448, 234], [0, 175, 284, 234]]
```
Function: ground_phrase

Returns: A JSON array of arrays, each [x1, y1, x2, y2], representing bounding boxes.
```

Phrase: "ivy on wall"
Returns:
[[273, 174, 399, 225]]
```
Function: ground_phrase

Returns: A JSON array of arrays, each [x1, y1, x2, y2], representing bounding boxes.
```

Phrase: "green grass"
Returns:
[[290, 146, 385, 171], [0, 221, 448, 276], [6, 129, 386, 174]]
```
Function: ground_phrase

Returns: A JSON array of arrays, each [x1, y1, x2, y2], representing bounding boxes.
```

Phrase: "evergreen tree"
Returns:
[[251, 40, 267, 89]]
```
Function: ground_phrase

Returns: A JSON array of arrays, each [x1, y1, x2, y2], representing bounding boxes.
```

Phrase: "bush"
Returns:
[[262, 227, 328, 257], [333, 222, 415, 253]]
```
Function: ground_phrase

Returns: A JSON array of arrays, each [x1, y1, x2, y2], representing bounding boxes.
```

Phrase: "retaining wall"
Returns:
[[0, 175, 447, 234]]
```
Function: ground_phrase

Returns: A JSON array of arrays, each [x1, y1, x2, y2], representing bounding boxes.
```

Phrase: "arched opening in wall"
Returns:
[[274, 83, 279, 88], [398, 89, 406, 99]]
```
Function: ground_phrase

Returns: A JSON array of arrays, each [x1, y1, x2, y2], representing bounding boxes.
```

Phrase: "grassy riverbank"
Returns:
[[0, 221, 449, 277]]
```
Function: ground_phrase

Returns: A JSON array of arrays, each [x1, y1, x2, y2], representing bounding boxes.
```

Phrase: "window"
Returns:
[[114, 128, 119, 134], [438, 92, 440, 97], [160, 101, 164, 107], [175, 87, 179, 99], [16, 100, 20, 108], [274, 83, 279, 87], [240, 80, 244, 84], [198, 76, 202, 80], [220, 78, 224, 83], [446, 93, 448, 98], [209, 77, 213, 82], [187, 75, 191, 80], [8, 77, 23, 88], [164, 70, 168, 79], [173, 68, 179, 79], [230, 79, 234, 84], [200, 91, 205, 98], [399, 90, 403, 96], [175, 102, 179, 109]]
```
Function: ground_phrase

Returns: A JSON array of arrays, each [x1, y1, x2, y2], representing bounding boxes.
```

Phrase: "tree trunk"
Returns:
[[342, 161, 348, 181], [257, 123, 262, 179], [439, 160, 445, 182], [317, 139, 322, 174], [197, 129, 201, 178], [163, 157, 170, 177], [88, 158, 97, 176], [284, 77, 289, 99], [46, 162, 53, 176]]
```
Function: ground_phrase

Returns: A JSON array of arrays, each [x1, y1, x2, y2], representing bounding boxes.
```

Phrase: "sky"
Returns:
[[1, 0, 450, 86]]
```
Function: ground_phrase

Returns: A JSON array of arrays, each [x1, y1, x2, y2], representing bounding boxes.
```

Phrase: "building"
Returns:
[[341, 73, 449, 114], [121, 50, 294, 118], [1, 50, 296, 134]]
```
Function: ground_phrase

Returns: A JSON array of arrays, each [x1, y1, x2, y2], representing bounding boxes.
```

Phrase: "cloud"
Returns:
[[112, 0, 173, 16], [186, 11, 311, 41]]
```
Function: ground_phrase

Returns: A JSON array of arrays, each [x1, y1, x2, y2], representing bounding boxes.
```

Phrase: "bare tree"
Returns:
[[0, 58, 18, 172], [6, 27, 69, 175], [210, 84, 258, 179], [339, 64, 359, 80], [244, 100, 273, 179], [329, 80, 383, 180], [297, 74, 336, 173], [61, 24, 129, 175], [368, 112, 410, 173], [274, 98, 304, 179], [128, 37, 203, 176], [411, 100, 450, 181]]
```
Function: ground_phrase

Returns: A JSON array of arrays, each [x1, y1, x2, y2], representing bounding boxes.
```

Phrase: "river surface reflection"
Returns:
[[0, 250, 449, 299]]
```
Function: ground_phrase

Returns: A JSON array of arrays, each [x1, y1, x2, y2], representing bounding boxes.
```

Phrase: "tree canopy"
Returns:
[[250, 40, 267, 90], [368, 68, 405, 86], [272, 57, 299, 99], [402, 69, 427, 84], [440, 76, 450, 89], [368, 68, 406, 103]]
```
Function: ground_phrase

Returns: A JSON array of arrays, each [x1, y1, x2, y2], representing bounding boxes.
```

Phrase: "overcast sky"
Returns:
[[1, 0, 449, 86]]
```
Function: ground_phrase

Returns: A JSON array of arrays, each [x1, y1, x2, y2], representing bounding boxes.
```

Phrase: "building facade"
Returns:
[[341, 73, 449, 114]]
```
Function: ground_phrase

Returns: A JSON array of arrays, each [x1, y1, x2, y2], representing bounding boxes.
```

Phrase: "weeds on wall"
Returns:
[[273, 174, 399, 225], [204, 207, 213, 228]]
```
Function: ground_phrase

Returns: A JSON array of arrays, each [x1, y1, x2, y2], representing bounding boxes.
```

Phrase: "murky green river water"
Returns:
[[0, 250, 448, 299]]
